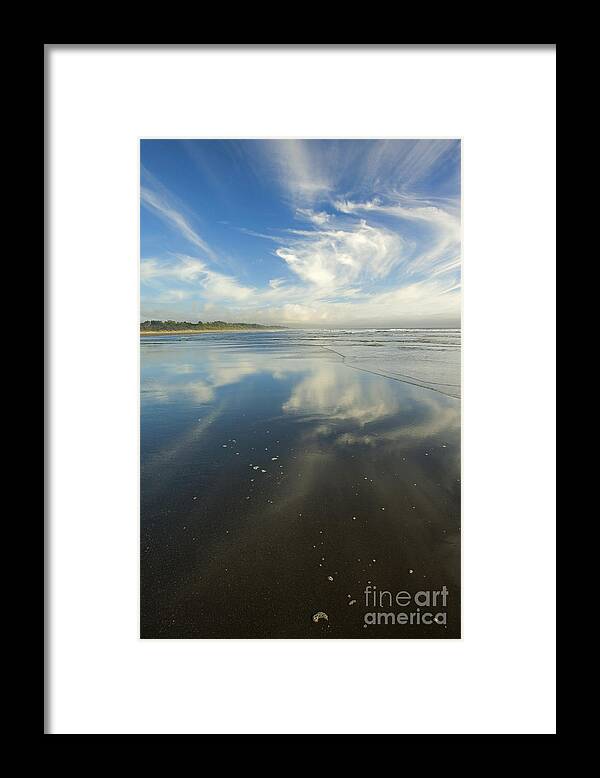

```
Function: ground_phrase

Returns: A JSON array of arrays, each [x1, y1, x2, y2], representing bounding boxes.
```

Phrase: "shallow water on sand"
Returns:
[[141, 329, 461, 638]]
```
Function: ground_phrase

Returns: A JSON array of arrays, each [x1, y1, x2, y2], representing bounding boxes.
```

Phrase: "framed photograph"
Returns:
[[46, 44, 556, 734], [140, 138, 462, 639]]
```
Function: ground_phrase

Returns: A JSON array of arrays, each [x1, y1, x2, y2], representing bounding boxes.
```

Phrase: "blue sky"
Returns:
[[141, 139, 461, 327]]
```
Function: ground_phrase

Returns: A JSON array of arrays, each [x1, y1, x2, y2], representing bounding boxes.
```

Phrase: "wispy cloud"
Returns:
[[275, 219, 410, 290], [141, 169, 219, 263], [266, 140, 333, 204], [333, 195, 460, 277], [141, 255, 255, 304], [257, 139, 460, 206], [295, 208, 331, 226]]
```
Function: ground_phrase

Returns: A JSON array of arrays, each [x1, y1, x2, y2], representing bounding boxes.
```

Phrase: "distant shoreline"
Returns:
[[141, 328, 284, 336]]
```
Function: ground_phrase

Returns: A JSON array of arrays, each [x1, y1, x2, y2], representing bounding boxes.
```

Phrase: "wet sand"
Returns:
[[140, 330, 460, 638]]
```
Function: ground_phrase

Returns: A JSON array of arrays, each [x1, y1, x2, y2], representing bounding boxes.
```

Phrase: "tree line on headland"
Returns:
[[140, 320, 283, 331]]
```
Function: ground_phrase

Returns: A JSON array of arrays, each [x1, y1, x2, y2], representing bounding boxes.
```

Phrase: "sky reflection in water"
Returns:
[[141, 331, 460, 638]]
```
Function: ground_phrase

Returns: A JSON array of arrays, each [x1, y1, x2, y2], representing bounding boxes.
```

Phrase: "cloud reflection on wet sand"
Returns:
[[141, 332, 460, 638]]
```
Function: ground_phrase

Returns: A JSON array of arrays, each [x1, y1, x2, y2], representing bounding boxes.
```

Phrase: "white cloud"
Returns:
[[296, 208, 331, 225], [140, 172, 219, 263], [275, 220, 410, 290], [141, 255, 255, 304], [267, 140, 332, 204], [260, 139, 459, 207], [332, 196, 460, 277]]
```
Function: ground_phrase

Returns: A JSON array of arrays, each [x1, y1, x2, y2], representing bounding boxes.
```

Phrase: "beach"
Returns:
[[140, 329, 461, 638]]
